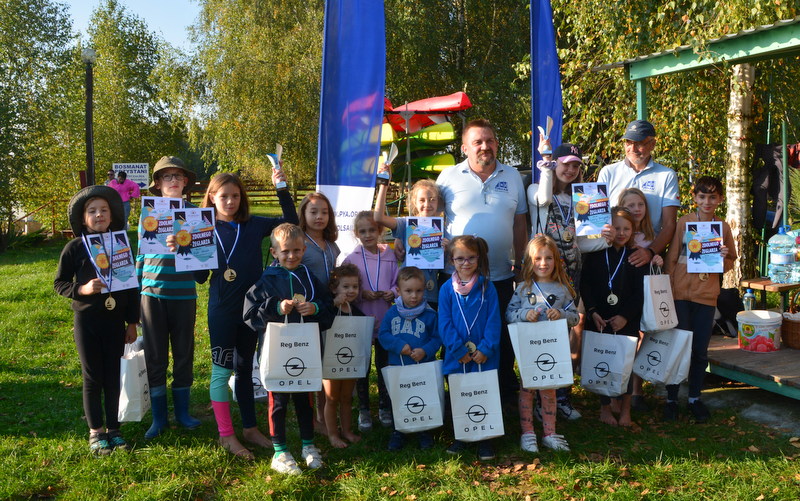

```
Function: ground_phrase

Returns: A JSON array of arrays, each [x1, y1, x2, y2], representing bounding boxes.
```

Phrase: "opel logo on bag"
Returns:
[[646, 350, 662, 366], [283, 357, 307, 377], [593, 361, 610, 378], [535, 352, 556, 372], [335, 346, 354, 365], [405, 396, 426, 414], [466, 404, 488, 423]]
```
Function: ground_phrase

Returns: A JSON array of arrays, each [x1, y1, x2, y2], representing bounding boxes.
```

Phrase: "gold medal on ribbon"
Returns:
[[105, 296, 116, 311], [223, 268, 237, 282], [465, 341, 477, 354], [562, 229, 574, 243], [293, 293, 306, 303], [699, 273, 709, 282]]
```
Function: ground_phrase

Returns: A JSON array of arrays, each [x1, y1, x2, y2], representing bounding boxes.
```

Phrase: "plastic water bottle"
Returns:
[[767, 225, 796, 284], [743, 289, 756, 311]]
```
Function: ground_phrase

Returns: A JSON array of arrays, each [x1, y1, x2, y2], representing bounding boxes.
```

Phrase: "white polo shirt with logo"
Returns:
[[597, 158, 680, 233], [436, 159, 527, 281]]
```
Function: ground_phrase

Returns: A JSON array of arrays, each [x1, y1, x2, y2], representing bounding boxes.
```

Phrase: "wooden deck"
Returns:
[[707, 335, 800, 400]]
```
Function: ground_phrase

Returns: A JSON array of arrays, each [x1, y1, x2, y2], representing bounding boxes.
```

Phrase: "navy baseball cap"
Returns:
[[622, 120, 656, 142]]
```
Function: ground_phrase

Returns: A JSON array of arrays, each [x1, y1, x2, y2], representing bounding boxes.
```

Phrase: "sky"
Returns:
[[62, 0, 201, 50]]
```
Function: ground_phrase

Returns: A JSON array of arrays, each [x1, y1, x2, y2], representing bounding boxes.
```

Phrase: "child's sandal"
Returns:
[[107, 430, 131, 451], [89, 432, 113, 456]]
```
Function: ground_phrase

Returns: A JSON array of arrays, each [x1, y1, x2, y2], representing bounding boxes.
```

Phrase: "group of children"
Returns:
[[56, 142, 735, 471]]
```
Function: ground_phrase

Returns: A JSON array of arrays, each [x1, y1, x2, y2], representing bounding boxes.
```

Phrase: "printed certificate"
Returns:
[[572, 183, 610, 236], [404, 217, 444, 270], [173, 208, 218, 272], [83, 231, 139, 292], [686, 221, 723, 274], [138, 196, 183, 255]]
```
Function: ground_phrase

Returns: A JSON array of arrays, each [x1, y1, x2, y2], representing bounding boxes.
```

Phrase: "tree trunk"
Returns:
[[724, 63, 755, 289]]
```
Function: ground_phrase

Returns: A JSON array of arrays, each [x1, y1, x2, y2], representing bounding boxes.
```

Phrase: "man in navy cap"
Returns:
[[597, 120, 679, 267]]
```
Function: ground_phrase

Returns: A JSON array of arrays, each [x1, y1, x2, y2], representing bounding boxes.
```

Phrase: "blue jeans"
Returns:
[[666, 300, 715, 400], [122, 200, 131, 229]]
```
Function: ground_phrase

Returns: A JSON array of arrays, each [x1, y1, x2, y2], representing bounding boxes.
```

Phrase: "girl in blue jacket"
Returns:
[[438, 235, 501, 460]]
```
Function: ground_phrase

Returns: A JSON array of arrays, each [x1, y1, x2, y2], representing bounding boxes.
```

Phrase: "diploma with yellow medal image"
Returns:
[[82, 231, 139, 292], [137, 196, 183, 254], [172, 207, 219, 272], [404, 216, 444, 269], [685, 221, 723, 274], [571, 182, 610, 236]]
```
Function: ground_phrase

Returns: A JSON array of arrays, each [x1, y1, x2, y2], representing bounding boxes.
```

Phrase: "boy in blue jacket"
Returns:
[[243, 223, 333, 475], [378, 266, 441, 451]]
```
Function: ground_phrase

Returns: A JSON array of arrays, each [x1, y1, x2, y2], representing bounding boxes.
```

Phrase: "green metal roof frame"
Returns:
[[594, 17, 800, 120]]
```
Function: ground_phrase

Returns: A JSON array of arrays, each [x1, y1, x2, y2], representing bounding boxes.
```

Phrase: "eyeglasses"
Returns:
[[160, 173, 185, 181], [453, 256, 478, 265]]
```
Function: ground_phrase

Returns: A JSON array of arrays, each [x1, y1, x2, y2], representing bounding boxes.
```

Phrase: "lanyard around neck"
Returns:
[[605, 247, 626, 291], [455, 284, 484, 339], [305, 232, 333, 277], [214, 222, 240, 268], [361, 247, 381, 292]]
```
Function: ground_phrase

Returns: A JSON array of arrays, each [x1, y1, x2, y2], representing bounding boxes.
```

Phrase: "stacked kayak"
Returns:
[[383, 92, 471, 180]]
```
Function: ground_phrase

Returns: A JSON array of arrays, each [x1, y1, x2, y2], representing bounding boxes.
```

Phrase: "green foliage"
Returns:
[[539, 0, 800, 210], [0, 0, 74, 231], [170, 0, 325, 188], [385, 1, 531, 165]]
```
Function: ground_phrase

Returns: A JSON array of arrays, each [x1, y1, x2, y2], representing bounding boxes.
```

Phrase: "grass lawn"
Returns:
[[1, 205, 799, 499]]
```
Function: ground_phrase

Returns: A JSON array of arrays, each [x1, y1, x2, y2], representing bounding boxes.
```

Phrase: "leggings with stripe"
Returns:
[[269, 391, 314, 445]]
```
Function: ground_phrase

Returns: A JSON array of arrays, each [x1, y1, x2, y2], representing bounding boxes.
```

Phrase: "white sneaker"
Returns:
[[520, 432, 539, 453], [378, 407, 393, 427], [556, 398, 582, 420], [358, 409, 373, 432], [271, 451, 302, 475], [302, 444, 323, 469], [541, 433, 570, 452]]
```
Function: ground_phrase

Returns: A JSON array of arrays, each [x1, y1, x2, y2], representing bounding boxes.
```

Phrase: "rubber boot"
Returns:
[[145, 385, 169, 439], [172, 386, 201, 430]]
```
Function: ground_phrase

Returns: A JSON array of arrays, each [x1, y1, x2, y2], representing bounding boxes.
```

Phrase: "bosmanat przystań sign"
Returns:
[[112, 163, 149, 190]]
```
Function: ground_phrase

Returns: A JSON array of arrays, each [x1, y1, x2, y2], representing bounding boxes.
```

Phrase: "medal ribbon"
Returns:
[[455, 279, 485, 342], [605, 247, 627, 292], [82, 232, 114, 292], [305, 232, 334, 277], [553, 194, 573, 227], [361, 247, 381, 292], [287, 265, 314, 302], [214, 222, 240, 270]]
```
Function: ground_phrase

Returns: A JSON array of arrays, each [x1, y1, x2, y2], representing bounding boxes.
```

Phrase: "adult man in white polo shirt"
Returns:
[[436, 118, 528, 409], [598, 120, 679, 266]]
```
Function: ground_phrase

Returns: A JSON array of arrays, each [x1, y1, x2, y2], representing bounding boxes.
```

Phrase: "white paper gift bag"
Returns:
[[382, 359, 445, 433], [633, 328, 693, 385], [118, 337, 150, 422], [259, 317, 322, 392], [509, 319, 574, 390], [322, 314, 374, 380], [448, 366, 504, 442], [580, 330, 637, 397], [641, 267, 679, 332], [229, 354, 269, 402]]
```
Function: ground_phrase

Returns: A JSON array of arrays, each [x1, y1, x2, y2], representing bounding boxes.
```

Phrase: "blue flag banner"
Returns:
[[317, 0, 386, 252], [531, 0, 563, 182]]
